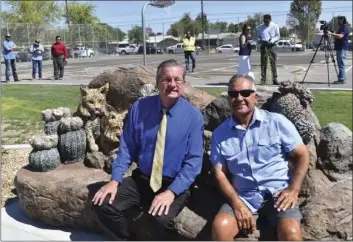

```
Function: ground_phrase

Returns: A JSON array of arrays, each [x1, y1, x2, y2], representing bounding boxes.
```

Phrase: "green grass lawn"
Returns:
[[1, 85, 351, 144]]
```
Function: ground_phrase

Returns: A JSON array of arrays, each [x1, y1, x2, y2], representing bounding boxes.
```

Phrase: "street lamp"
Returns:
[[142, 0, 175, 66]]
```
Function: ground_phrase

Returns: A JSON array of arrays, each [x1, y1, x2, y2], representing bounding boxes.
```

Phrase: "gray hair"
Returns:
[[156, 59, 186, 85], [228, 74, 257, 91]]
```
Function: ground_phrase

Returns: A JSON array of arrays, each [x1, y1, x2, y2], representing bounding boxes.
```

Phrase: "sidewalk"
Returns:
[[1, 199, 105, 241]]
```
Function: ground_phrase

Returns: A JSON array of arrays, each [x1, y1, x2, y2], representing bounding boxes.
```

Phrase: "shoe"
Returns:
[[333, 80, 345, 84], [54, 77, 59, 80], [192, 69, 195, 72], [14, 79, 20, 82], [39, 77, 42, 80], [59, 77, 63, 80], [273, 79, 279, 85], [31, 77, 35, 81]]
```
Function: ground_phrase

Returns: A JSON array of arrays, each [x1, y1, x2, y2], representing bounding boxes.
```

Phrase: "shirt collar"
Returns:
[[228, 107, 264, 129], [156, 95, 183, 117]]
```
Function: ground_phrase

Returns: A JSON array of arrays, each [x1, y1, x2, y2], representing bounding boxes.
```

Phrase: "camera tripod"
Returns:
[[301, 33, 338, 87]]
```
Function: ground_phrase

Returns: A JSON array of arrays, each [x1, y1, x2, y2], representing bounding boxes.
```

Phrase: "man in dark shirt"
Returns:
[[329, 16, 349, 84], [51, 35, 68, 80], [92, 59, 205, 240]]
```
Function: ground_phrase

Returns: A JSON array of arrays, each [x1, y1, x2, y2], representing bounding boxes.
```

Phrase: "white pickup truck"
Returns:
[[166, 43, 202, 54], [276, 39, 303, 52], [74, 45, 95, 57]]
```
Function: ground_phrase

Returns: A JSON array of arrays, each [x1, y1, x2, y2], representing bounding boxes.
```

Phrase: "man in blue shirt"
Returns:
[[92, 59, 205, 240], [257, 14, 280, 85], [2, 34, 19, 82], [210, 74, 309, 241], [30, 39, 44, 80], [329, 16, 349, 84]]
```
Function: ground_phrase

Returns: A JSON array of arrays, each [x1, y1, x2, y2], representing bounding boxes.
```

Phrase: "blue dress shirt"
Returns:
[[210, 108, 303, 213], [111, 95, 205, 196], [2, 40, 16, 60]]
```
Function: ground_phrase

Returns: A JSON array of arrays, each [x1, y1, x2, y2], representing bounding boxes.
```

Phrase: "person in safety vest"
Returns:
[[182, 31, 196, 72]]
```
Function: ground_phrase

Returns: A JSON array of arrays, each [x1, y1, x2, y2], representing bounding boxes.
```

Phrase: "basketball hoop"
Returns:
[[150, 0, 175, 8]]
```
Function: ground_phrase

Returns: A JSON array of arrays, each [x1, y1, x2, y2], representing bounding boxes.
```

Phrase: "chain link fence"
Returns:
[[1, 10, 351, 58]]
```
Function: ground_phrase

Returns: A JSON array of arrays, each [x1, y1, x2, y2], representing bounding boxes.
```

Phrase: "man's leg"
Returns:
[[184, 51, 190, 71], [336, 50, 346, 82], [38, 60, 43, 79], [260, 47, 268, 83], [269, 47, 278, 84], [211, 203, 241, 240], [261, 195, 302, 241], [149, 189, 190, 240], [10, 59, 19, 81], [5, 59, 10, 82], [32, 60, 36, 79], [190, 51, 196, 72], [58, 57, 64, 79], [53, 58, 59, 80], [93, 176, 141, 240]]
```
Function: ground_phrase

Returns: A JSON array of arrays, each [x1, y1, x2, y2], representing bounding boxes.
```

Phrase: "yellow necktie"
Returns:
[[150, 108, 168, 192]]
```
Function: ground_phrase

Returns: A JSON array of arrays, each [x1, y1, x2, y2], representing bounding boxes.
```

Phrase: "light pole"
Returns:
[[142, 0, 175, 66]]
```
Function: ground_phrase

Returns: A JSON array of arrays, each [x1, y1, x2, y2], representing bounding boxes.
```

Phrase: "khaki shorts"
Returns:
[[219, 194, 302, 229]]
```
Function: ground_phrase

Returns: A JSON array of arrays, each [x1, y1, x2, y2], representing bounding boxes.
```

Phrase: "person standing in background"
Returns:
[[257, 14, 280, 85], [237, 24, 255, 80], [2, 33, 19, 82], [51, 36, 68, 80], [183, 31, 196, 72], [30, 39, 44, 80], [329, 16, 349, 84]]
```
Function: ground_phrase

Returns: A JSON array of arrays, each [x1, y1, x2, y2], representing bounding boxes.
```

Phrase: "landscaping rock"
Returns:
[[317, 123, 353, 181]]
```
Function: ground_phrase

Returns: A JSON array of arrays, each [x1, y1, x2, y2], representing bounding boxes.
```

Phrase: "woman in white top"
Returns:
[[237, 24, 256, 80]]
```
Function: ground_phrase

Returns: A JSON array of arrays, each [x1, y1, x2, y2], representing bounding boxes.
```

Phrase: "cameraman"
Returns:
[[329, 16, 349, 84]]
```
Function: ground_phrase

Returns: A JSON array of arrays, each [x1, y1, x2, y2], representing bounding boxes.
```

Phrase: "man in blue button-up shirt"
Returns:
[[257, 14, 280, 85], [210, 74, 309, 241], [2, 34, 19, 82], [92, 59, 204, 240]]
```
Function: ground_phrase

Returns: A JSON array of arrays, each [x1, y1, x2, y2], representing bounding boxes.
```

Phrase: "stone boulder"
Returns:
[[317, 123, 352, 181], [301, 181, 352, 241], [88, 66, 215, 111]]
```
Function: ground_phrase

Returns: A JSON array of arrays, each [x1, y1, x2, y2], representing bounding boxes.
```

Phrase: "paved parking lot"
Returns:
[[1, 50, 352, 89]]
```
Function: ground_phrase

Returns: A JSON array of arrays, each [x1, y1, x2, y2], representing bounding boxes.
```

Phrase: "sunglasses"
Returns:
[[228, 89, 255, 98]]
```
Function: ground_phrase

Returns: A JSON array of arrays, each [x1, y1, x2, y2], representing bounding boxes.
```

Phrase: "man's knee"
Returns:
[[212, 212, 239, 238], [277, 218, 301, 241]]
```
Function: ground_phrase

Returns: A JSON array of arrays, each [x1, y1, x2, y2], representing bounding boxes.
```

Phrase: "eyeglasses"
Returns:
[[228, 89, 255, 98], [161, 78, 185, 85]]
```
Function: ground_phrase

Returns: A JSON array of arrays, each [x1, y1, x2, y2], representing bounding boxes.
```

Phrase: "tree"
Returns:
[[195, 12, 209, 35], [128, 26, 143, 44], [1, 1, 62, 45], [279, 26, 290, 38], [209, 21, 228, 33], [167, 13, 193, 37], [245, 13, 264, 38], [289, 0, 322, 45]]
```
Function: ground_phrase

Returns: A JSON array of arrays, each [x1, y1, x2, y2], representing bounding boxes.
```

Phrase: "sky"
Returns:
[[91, 1, 353, 34]]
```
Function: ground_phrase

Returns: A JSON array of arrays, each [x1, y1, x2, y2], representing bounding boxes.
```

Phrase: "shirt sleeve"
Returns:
[[111, 101, 139, 183], [3, 41, 10, 51], [168, 112, 204, 196], [270, 24, 280, 43], [276, 114, 303, 153], [210, 129, 227, 165]]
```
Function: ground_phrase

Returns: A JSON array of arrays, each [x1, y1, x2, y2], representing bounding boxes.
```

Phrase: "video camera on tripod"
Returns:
[[319, 20, 329, 35], [301, 19, 339, 86]]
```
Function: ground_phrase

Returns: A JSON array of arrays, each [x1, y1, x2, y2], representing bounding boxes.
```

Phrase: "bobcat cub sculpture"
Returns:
[[74, 83, 109, 152]]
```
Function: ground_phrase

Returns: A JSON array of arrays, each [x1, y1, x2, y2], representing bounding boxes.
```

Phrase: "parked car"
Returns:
[[216, 44, 239, 53], [277, 39, 303, 52], [73, 45, 95, 58], [166, 43, 202, 54], [118, 44, 139, 55], [137, 45, 163, 54], [15, 50, 31, 62], [42, 47, 52, 60]]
